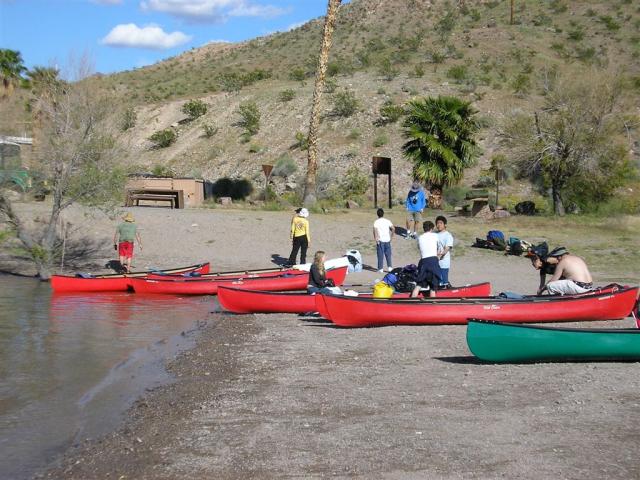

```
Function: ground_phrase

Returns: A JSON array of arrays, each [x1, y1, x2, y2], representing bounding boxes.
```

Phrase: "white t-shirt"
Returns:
[[418, 231, 439, 258], [437, 230, 454, 269], [373, 217, 394, 243]]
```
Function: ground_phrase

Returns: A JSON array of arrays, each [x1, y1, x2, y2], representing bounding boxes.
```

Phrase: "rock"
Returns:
[[493, 209, 511, 219], [217, 197, 232, 205], [474, 204, 494, 220], [285, 182, 297, 191], [345, 200, 359, 209]]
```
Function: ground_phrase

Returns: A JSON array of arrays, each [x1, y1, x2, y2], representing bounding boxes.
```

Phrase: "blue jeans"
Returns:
[[376, 241, 392, 270], [307, 286, 333, 295], [440, 268, 449, 286]]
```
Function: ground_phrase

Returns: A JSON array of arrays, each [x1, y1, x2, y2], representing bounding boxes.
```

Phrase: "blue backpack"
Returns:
[[487, 230, 505, 243]]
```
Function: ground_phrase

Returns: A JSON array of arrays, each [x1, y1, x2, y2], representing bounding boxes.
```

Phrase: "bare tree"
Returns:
[[510, 0, 515, 25], [303, 0, 342, 206], [0, 59, 123, 278]]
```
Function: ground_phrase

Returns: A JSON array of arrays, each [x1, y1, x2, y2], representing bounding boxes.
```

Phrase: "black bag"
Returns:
[[325, 278, 336, 287], [394, 265, 418, 293]]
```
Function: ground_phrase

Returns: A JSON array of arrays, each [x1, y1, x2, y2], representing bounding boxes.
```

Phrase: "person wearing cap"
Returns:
[[113, 212, 142, 273], [405, 180, 426, 239], [287, 207, 310, 266], [528, 245, 593, 295]]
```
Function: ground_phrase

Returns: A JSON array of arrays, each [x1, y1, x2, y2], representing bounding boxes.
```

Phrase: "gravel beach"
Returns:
[[5, 203, 636, 479]]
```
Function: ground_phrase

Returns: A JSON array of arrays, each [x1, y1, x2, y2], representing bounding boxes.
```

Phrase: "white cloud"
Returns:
[[140, 0, 286, 23], [101, 23, 192, 49]]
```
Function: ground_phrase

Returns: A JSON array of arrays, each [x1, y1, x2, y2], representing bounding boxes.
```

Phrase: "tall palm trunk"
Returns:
[[303, 0, 341, 206]]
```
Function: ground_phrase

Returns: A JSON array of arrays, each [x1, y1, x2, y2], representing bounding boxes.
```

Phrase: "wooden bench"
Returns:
[[127, 193, 175, 208]]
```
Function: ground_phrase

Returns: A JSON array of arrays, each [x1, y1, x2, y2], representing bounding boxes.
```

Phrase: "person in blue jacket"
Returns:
[[405, 180, 427, 238]]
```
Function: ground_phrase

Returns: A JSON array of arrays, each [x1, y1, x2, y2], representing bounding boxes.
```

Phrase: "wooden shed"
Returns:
[[125, 176, 204, 208]]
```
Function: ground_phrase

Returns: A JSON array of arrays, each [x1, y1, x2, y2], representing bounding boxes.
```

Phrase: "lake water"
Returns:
[[0, 274, 213, 480]]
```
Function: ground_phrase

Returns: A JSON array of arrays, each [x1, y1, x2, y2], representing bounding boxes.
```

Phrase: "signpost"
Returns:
[[372, 156, 392, 209], [262, 164, 274, 200]]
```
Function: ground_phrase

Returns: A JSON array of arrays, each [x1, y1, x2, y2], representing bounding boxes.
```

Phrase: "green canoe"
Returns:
[[466, 319, 640, 363]]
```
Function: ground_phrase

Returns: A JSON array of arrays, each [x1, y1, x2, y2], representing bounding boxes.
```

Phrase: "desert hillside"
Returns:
[[3, 0, 640, 209]]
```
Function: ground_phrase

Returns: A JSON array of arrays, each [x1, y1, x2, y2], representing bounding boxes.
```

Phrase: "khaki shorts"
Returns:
[[407, 211, 423, 223]]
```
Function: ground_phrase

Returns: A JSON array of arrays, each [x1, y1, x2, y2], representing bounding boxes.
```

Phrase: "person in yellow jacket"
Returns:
[[287, 207, 310, 266]]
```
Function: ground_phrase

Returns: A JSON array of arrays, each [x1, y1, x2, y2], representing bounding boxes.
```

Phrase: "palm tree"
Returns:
[[0, 49, 27, 98], [302, 0, 342, 206], [402, 96, 480, 195]]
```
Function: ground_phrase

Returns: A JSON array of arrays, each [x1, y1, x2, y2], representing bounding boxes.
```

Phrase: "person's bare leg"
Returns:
[[429, 290, 437, 298], [410, 285, 421, 298], [125, 257, 132, 273]]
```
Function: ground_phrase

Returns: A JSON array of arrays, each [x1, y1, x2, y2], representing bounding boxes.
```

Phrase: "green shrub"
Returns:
[[511, 73, 531, 96], [294, 131, 309, 150], [414, 64, 425, 78], [378, 100, 405, 125], [151, 165, 176, 177], [567, 27, 585, 41], [210, 177, 254, 200], [338, 165, 369, 200], [278, 89, 296, 102], [182, 99, 208, 119], [120, 106, 136, 131], [332, 89, 359, 117], [289, 67, 307, 82], [235, 101, 260, 136], [324, 78, 337, 93], [149, 129, 176, 148], [347, 129, 361, 140], [202, 124, 218, 138], [373, 133, 389, 147], [599, 15, 621, 31], [447, 65, 468, 83], [272, 155, 297, 177], [378, 57, 399, 81]]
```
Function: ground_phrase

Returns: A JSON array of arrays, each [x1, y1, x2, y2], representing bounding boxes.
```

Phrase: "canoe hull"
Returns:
[[132, 266, 348, 295], [50, 262, 210, 293], [467, 319, 640, 362], [314, 286, 639, 327], [217, 282, 492, 314]]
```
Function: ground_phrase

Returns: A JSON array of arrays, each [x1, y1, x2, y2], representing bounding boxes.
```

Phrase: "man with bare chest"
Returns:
[[529, 246, 593, 295]]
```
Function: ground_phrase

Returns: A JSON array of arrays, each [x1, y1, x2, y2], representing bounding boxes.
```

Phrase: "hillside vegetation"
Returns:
[[6, 0, 640, 211]]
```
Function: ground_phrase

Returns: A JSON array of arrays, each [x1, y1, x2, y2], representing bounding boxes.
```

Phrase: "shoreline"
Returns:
[[3, 203, 637, 479]]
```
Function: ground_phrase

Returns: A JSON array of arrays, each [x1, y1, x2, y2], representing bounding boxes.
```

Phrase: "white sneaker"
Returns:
[[387, 267, 393, 272], [377, 269, 384, 273]]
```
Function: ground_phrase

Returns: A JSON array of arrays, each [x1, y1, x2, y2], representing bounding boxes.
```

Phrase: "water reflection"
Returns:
[[0, 276, 212, 480]]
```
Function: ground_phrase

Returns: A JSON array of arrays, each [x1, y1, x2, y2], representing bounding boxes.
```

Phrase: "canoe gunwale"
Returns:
[[468, 319, 640, 335]]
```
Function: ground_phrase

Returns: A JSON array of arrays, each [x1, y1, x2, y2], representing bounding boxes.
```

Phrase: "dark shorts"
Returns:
[[118, 241, 134, 258]]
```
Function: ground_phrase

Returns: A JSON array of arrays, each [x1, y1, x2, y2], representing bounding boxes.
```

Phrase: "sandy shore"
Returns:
[[7, 203, 637, 479]]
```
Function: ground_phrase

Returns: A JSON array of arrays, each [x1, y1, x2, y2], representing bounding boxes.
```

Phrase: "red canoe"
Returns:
[[50, 262, 210, 293], [217, 282, 492, 314], [131, 266, 348, 295], [314, 286, 639, 327], [146, 266, 301, 282]]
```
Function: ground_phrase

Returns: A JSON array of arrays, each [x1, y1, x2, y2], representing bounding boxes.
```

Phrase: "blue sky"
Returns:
[[0, 0, 349, 75]]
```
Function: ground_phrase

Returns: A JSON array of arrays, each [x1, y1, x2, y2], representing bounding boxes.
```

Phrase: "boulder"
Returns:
[[217, 196, 232, 206], [345, 200, 359, 209], [493, 209, 511, 219]]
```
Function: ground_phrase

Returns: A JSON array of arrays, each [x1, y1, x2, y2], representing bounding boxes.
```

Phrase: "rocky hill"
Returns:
[[7, 0, 640, 208]]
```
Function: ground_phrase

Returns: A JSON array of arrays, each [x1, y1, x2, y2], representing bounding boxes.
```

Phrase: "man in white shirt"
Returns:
[[373, 208, 394, 273], [411, 220, 442, 298], [435, 215, 454, 287]]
